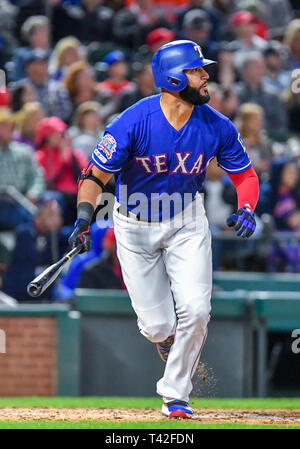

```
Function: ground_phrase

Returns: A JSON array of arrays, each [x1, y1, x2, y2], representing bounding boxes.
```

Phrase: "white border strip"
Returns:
[[218, 161, 252, 173], [91, 155, 122, 173]]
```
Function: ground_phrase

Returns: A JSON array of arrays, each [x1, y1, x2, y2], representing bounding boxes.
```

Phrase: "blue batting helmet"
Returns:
[[152, 40, 216, 93]]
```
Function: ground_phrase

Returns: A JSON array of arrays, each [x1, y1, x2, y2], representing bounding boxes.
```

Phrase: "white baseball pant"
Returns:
[[113, 193, 212, 403]]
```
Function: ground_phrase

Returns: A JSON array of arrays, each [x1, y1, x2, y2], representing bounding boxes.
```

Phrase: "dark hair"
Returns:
[[131, 61, 151, 78], [9, 81, 29, 112]]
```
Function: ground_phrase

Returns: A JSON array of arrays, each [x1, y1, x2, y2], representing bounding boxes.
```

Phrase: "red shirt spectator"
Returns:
[[35, 117, 88, 195], [98, 50, 133, 97], [229, 10, 268, 41], [0, 87, 11, 107]]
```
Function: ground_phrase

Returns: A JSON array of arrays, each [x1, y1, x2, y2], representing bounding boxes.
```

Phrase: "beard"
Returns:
[[179, 84, 210, 105]]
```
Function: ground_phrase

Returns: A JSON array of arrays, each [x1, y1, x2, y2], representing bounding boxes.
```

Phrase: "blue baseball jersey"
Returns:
[[91, 94, 251, 220]]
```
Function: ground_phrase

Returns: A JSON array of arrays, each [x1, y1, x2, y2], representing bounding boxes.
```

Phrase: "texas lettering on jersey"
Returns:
[[135, 153, 206, 175]]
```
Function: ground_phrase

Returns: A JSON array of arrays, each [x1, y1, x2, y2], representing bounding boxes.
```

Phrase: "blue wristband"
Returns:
[[75, 217, 90, 227]]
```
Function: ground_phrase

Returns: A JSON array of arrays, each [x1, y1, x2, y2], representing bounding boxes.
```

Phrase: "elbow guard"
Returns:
[[78, 162, 105, 191]]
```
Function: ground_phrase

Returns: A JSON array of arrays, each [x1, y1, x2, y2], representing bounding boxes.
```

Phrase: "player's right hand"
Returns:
[[226, 206, 256, 238], [68, 218, 92, 253]]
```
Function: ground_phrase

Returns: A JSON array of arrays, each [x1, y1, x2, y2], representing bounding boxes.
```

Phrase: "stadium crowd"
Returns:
[[0, 0, 299, 301]]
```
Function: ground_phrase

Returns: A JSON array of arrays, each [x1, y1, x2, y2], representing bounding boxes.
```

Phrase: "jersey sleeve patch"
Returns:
[[97, 134, 116, 159], [91, 126, 130, 173]]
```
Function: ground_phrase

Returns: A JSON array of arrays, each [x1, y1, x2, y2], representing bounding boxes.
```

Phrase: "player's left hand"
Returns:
[[68, 218, 91, 253], [226, 206, 256, 238]]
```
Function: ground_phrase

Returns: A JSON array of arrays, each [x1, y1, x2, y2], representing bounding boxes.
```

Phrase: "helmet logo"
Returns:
[[194, 45, 203, 58]]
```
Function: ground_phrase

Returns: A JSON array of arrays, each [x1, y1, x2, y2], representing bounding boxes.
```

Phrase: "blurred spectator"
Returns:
[[0, 0, 16, 41], [284, 84, 300, 136], [263, 42, 291, 94], [235, 103, 273, 179], [237, 0, 269, 40], [126, 0, 189, 8], [64, 60, 101, 121], [209, 84, 238, 122], [14, 1, 49, 43], [119, 62, 157, 112], [263, 0, 293, 39], [2, 198, 69, 302], [49, 36, 84, 81], [208, 82, 224, 112], [72, 0, 114, 44], [290, 0, 300, 12], [98, 51, 134, 97], [97, 51, 135, 122], [14, 0, 114, 45], [180, 9, 219, 61], [68, 101, 104, 158], [113, 0, 175, 50], [78, 227, 126, 289], [273, 161, 300, 231], [234, 53, 288, 139], [11, 15, 50, 82], [152, 4, 175, 25], [0, 0, 17, 71], [133, 27, 175, 65], [259, 159, 300, 272], [128, 0, 171, 34], [103, 0, 125, 12], [284, 19, 300, 69], [12, 101, 44, 151], [220, 87, 239, 120], [228, 10, 267, 73], [34, 116, 88, 224], [24, 49, 72, 122], [205, 159, 233, 229], [212, 0, 236, 39], [177, 0, 220, 42], [146, 27, 176, 54], [9, 81, 36, 112], [258, 158, 300, 217], [0, 107, 45, 230], [143, 0, 189, 24], [217, 49, 236, 88], [205, 158, 236, 270], [112, 2, 144, 49], [53, 0, 115, 45]]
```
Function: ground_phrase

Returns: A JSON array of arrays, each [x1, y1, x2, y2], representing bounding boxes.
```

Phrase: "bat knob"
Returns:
[[27, 283, 42, 297]]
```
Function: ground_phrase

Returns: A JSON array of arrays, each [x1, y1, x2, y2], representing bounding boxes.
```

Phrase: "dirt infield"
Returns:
[[0, 408, 300, 426]]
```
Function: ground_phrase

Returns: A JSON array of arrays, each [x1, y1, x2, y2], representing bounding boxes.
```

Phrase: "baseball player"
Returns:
[[69, 40, 259, 419]]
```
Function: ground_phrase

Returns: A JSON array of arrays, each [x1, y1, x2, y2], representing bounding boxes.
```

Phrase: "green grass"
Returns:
[[0, 396, 299, 410], [0, 420, 299, 429], [0, 397, 299, 429]]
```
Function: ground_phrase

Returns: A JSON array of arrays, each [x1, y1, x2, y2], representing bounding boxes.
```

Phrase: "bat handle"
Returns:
[[66, 244, 83, 259]]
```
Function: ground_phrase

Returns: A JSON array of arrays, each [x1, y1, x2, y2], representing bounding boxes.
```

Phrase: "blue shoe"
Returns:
[[162, 400, 194, 419], [156, 334, 175, 362]]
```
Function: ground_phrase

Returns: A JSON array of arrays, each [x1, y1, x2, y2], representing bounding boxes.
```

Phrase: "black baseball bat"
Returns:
[[27, 244, 83, 297]]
